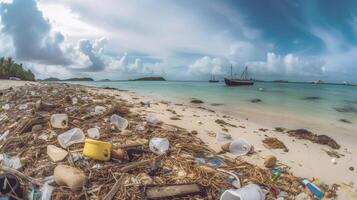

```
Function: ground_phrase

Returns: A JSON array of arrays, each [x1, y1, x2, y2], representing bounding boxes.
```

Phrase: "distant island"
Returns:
[[0, 57, 35, 81], [130, 76, 166, 81], [43, 77, 94, 81]]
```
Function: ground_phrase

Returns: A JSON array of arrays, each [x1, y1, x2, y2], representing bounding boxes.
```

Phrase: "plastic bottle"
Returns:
[[300, 179, 324, 199]]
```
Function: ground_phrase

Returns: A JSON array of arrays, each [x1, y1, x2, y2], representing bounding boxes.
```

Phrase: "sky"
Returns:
[[0, 0, 357, 82]]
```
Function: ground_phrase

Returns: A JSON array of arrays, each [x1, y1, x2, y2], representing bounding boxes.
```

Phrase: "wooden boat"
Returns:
[[224, 65, 254, 86], [209, 74, 219, 83]]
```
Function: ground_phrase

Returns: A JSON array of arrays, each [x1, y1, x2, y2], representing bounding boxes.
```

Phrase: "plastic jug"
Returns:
[[50, 114, 68, 129], [220, 184, 265, 200], [83, 139, 112, 161], [110, 114, 128, 130], [57, 128, 85, 148], [229, 138, 251, 156], [149, 137, 169, 155]]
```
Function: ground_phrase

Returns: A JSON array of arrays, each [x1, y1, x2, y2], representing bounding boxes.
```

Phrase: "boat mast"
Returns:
[[230, 64, 233, 78]]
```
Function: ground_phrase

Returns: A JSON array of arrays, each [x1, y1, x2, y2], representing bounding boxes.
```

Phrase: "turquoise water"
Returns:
[[69, 81, 357, 124]]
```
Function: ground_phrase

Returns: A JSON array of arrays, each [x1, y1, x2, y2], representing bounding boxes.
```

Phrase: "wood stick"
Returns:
[[0, 165, 43, 185], [120, 159, 153, 172], [103, 174, 126, 200]]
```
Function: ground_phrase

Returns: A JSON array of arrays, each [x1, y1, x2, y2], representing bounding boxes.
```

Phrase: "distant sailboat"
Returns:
[[224, 65, 254, 86], [209, 74, 219, 83]]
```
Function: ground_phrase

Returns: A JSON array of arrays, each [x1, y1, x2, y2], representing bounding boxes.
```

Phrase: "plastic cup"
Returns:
[[110, 114, 128, 130], [50, 114, 68, 129], [149, 137, 169, 155], [220, 184, 265, 200], [229, 138, 251, 156], [57, 128, 85, 148]]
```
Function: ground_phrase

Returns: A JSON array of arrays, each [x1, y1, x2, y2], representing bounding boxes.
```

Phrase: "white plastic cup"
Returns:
[[149, 137, 169, 155], [57, 128, 85, 148], [220, 184, 265, 200], [229, 138, 251, 156], [87, 127, 100, 139], [110, 114, 128, 130], [94, 106, 106, 114], [50, 114, 68, 129]]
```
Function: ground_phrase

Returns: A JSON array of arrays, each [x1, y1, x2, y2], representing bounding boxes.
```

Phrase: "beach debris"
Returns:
[[2, 154, 22, 169], [215, 119, 237, 127], [47, 145, 68, 162], [141, 100, 151, 107], [87, 127, 100, 139], [94, 105, 106, 114], [54, 165, 86, 191], [149, 137, 169, 155], [83, 139, 112, 161], [41, 181, 54, 200], [275, 127, 285, 132], [144, 184, 203, 199], [170, 116, 181, 120], [229, 138, 252, 156], [36, 100, 59, 111], [0, 83, 337, 199], [262, 137, 289, 152], [31, 124, 42, 132], [220, 184, 265, 200], [331, 158, 337, 164], [339, 118, 352, 124], [295, 192, 312, 200], [0, 174, 23, 199], [57, 128, 85, 148], [221, 142, 231, 152], [349, 166, 354, 171], [300, 178, 324, 199], [0, 130, 10, 142], [264, 155, 277, 168], [50, 114, 68, 129], [287, 129, 340, 149], [334, 105, 357, 114], [301, 96, 321, 101], [111, 148, 126, 160], [216, 132, 232, 142], [207, 156, 224, 167], [1, 103, 10, 110], [18, 103, 28, 110], [146, 114, 161, 125], [190, 99, 204, 104], [211, 103, 224, 106], [250, 98, 262, 103], [110, 114, 129, 130]]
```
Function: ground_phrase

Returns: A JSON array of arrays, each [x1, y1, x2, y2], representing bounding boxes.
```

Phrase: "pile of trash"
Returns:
[[0, 83, 337, 199]]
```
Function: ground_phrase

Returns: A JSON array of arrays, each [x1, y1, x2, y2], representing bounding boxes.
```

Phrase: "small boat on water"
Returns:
[[209, 74, 219, 83], [224, 65, 254, 86]]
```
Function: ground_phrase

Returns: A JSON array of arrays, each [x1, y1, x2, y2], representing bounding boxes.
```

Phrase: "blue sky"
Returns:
[[0, 0, 357, 82]]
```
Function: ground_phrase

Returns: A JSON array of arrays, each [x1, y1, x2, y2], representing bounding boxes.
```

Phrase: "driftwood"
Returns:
[[0, 165, 43, 185], [103, 174, 126, 200], [120, 159, 153, 172]]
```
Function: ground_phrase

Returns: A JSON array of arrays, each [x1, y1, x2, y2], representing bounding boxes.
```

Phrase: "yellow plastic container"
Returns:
[[83, 139, 112, 161]]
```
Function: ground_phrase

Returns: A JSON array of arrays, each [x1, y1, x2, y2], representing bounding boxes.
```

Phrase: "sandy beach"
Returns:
[[1, 80, 357, 199], [92, 84, 357, 199]]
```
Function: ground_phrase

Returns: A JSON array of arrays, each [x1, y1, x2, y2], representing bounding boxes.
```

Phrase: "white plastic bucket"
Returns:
[[220, 184, 265, 200]]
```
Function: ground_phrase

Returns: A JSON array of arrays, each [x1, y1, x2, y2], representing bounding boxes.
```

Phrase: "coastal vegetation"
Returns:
[[0, 57, 35, 81]]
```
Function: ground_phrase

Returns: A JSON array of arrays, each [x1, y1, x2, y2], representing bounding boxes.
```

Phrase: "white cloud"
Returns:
[[188, 56, 229, 75], [248, 52, 325, 77]]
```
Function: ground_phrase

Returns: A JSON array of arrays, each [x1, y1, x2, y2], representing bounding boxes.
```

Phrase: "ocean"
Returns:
[[67, 81, 357, 129]]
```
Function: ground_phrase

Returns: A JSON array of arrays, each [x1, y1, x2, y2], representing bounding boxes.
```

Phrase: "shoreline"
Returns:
[[87, 83, 357, 198], [1, 80, 357, 199]]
